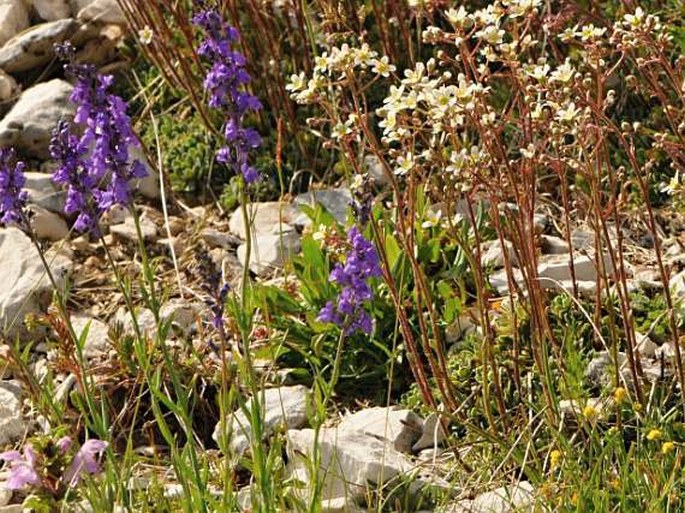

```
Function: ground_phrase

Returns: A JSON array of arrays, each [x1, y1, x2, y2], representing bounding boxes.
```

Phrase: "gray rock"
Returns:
[[110, 215, 157, 242], [321, 497, 365, 513], [539, 235, 569, 255], [0, 79, 74, 158], [286, 426, 414, 502], [480, 239, 517, 269], [0, 68, 17, 102], [228, 201, 299, 238], [446, 481, 535, 513], [237, 231, 301, 276], [213, 385, 310, 456], [129, 146, 160, 199], [111, 307, 156, 339], [537, 253, 614, 284], [0, 19, 78, 73], [0, 380, 27, 446], [0, 481, 11, 506], [670, 269, 685, 299], [0, 505, 23, 513], [200, 227, 241, 249], [338, 406, 423, 454], [488, 268, 524, 296], [24, 172, 65, 214], [635, 331, 657, 358], [159, 299, 199, 335], [364, 154, 390, 185], [77, 0, 125, 24], [71, 315, 109, 358], [53, 373, 76, 402], [28, 204, 69, 241], [559, 397, 607, 422], [293, 188, 352, 227], [29, 0, 71, 21], [585, 351, 629, 390], [0, 0, 29, 47], [0, 227, 71, 341], [412, 412, 448, 452]]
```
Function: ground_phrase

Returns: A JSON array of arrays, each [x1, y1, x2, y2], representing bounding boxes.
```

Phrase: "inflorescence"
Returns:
[[193, 9, 262, 184], [0, 147, 28, 226], [49, 42, 147, 234], [318, 226, 382, 336]]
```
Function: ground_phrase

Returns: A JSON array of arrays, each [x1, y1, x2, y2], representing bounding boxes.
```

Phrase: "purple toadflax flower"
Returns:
[[193, 9, 262, 184], [318, 226, 382, 335], [63, 439, 108, 486], [49, 42, 147, 234], [0, 445, 41, 490], [0, 147, 28, 226]]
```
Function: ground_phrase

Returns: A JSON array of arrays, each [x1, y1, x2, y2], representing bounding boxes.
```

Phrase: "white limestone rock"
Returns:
[[237, 231, 301, 276], [0, 68, 17, 102], [0, 79, 74, 158], [29, 0, 71, 21], [446, 481, 535, 513], [338, 406, 423, 454], [0, 227, 71, 341], [0, 0, 29, 47], [76, 0, 125, 25], [0, 19, 77, 73], [71, 315, 109, 358], [293, 188, 352, 227], [213, 385, 310, 456], [0, 381, 28, 446], [28, 204, 69, 241], [286, 426, 414, 502], [228, 201, 298, 238]]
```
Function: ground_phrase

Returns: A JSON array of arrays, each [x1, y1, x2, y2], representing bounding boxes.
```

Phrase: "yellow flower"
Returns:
[[613, 387, 627, 404], [582, 404, 598, 420], [662, 442, 675, 454], [646, 429, 662, 441], [550, 449, 562, 468]]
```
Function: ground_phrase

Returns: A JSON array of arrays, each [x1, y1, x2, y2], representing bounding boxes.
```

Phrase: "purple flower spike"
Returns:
[[193, 9, 262, 184], [0, 446, 41, 490], [0, 147, 28, 226], [63, 439, 108, 486], [318, 227, 381, 336], [50, 43, 148, 234]]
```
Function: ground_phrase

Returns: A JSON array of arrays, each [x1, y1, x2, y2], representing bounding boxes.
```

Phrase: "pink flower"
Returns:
[[0, 445, 41, 490], [63, 439, 108, 486], [56, 436, 72, 455]]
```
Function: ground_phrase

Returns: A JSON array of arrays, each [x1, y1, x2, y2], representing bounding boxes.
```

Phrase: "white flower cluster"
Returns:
[[286, 2, 680, 190], [286, 43, 396, 106]]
